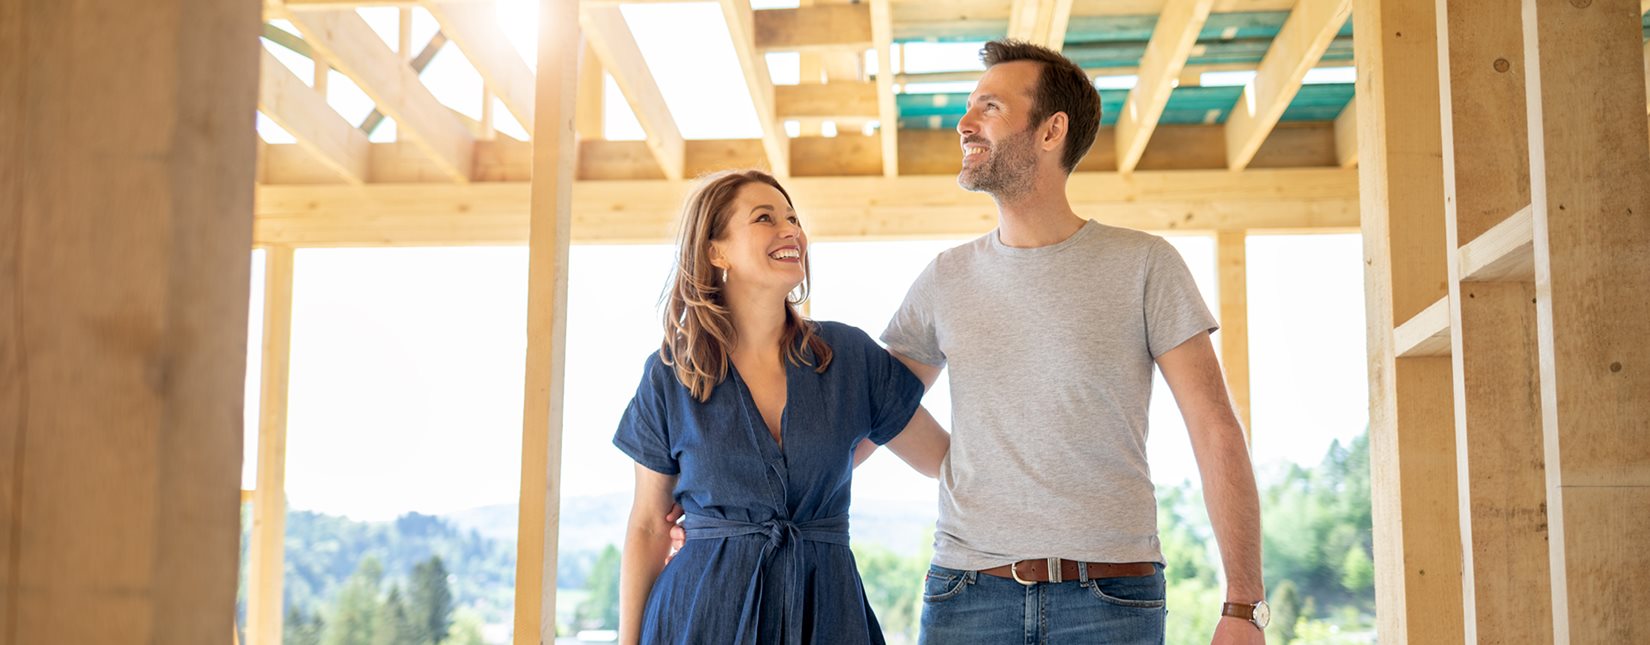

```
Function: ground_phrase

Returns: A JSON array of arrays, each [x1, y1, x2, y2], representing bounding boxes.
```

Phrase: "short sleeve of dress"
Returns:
[[612, 353, 680, 476], [853, 326, 925, 446]]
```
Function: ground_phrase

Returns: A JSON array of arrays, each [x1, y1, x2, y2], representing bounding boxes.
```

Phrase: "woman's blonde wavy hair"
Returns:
[[660, 169, 832, 402]]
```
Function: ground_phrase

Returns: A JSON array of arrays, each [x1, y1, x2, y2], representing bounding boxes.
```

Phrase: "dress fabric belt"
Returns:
[[682, 513, 851, 645]]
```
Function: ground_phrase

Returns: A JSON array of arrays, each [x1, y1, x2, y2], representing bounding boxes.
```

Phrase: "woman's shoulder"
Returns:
[[809, 319, 873, 343]]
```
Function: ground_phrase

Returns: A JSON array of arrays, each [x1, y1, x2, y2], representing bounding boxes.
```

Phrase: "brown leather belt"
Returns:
[[979, 558, 1155, 585]]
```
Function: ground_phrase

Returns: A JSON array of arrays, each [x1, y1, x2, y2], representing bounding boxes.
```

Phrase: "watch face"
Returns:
[[1253, 600, 1271, 628]]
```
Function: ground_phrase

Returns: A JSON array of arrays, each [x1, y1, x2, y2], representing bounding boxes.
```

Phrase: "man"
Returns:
[[879, 40, 1266, 644]]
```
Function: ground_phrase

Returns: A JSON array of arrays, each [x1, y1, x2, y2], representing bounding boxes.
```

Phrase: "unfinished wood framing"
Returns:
[[1521, 0, 1650, 640], [721, 0, 789, 175], [1216, 231, 1253, 435], [285, 8, 476, 182], [258, 48, 370, 184], [576, 41, 605, 140], [512, 0, 580, 641], [246, 247, 297, 645], [423, 0, 537, 131], [1006, 0, 1076, 49], [1434, 2, 1550, 641], [871, 0, 900, 176], [581, 4, 687, 179], [1115, 0, 1216, 173], [755, 4, 873, 52], [1, 0, 260, 642], [1226, 0, 1353, 170], [1353, 0, 1465, 642], [1334, 99, 1358, 167]]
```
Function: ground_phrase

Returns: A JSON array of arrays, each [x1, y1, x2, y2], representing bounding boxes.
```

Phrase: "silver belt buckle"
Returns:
[[1009, 558, 1062, 586]]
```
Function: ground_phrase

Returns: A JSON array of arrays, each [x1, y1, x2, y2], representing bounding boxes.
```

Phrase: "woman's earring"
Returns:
[[721, 268, 728, 283]]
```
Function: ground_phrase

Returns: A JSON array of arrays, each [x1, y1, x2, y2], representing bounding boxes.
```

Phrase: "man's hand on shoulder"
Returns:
[[1212, 616, 1266, 644]]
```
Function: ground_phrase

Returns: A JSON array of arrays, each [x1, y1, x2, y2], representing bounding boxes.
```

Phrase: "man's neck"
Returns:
[[994, 172, 1085, 249]]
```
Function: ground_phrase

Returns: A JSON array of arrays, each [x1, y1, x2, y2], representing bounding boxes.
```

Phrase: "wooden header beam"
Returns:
[[755, 4, 873, 52], [253, 168, 1359, 246]]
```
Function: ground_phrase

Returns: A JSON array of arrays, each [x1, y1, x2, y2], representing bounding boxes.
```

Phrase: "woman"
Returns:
[[613, 169, 949, 644]]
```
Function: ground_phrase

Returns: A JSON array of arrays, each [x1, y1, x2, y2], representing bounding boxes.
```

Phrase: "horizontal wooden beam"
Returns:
[[775, 82, 879, 119], [253, 168, 1359, 246], [1394, 296, 1451, 358], [755, 5, 872, 52], [1393, 204, 1537, 359]]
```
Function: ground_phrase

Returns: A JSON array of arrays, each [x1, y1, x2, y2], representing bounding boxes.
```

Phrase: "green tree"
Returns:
[[324, 557, 384, 645], [851, 542, 928, 643], [408, 556, 454, 644], [285, 606, 326, 645], [437, 608, 488, 645], [1339, 544, 1374, 593], [370, 586, 418, 645], [1269, 580, 1302, 644], [575, 544, 623, 630]]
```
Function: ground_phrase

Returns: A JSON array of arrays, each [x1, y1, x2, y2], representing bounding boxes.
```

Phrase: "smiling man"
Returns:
[[880, 40, 1268, 645]]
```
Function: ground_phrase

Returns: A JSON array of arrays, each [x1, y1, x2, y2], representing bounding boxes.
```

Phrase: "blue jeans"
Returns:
[[918, 563, 1167, 645]]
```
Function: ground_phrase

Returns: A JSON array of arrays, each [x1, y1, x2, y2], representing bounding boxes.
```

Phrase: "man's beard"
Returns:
[[957, 125, 1039, 202]]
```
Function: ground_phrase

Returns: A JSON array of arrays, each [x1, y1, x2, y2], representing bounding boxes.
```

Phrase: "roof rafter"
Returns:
[[580, 4, 687, 180], [719, 0, 789, 176], [1223, 0, 1352, 170], [258, 47, 371, 183], [421, 0, 535, 132], [1006, 0, 1076, 49], [1114, 0, 1215, 173], [283, 8, 476, 181], [1334, 98, 1357, 167]]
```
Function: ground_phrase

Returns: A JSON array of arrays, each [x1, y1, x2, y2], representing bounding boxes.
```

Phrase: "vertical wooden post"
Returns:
[[1352, 0, 1465, 641], [1433, 1, 1551, 641], [576, 41, 604, 141], [1521, 0, 1650, 641], [512, 0, 580, 642], [0, 0, 261, 642], [246, 246, 297, 645], [1215, 231, 1251, 436]]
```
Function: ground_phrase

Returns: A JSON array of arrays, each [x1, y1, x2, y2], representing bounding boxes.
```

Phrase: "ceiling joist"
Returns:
[[1223, 0, 1352, 170]]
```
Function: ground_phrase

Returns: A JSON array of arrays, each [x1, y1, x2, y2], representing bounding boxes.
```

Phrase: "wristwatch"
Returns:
[[1221, 600, 1270, 630]]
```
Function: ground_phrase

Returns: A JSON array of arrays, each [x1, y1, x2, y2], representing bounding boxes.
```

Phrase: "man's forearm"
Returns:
[[1193, 417, 1264, 601]]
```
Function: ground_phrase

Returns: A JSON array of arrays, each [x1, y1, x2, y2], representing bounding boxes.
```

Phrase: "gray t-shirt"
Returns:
[[882, 219, 1218, 569]]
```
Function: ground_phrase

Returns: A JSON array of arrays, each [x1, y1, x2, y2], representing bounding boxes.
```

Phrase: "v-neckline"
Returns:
[[729, 361, 789, 456]]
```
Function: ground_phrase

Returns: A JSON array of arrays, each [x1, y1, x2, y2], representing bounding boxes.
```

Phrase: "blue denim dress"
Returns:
[[614, 321, 925, 645]]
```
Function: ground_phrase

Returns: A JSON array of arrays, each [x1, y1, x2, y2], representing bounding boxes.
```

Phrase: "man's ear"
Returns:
[[1041, 112, 1069, 153]]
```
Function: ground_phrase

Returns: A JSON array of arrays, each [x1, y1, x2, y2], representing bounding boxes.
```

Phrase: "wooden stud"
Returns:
[[1522, 0, 1650, 641], [1334, 99, 1358, 167], [399, 7, 413, 61], [246, 247, 297, 645], [870, 0, 899, 176], [1353, 0, 1465, 641], [581, 4, 687, 180], [512, 0, 580, 641], [576, 41, 605, 141], [721, 0, 790, 175], [0, 0, 259, 641], [1215, 230, 1252, 435], [423, 0, 538, 131], [1433, 2, 1551, 633], [258, 48, 371, 184], [1226, 0, 1353, 170], [1116, 0, 1217, 173], [286, 9, 476, 182]]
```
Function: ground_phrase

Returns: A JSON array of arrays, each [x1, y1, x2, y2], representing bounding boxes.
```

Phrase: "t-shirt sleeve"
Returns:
[[1144, 238, 1220, 359], [880, 259, 947, 367], [611, 354, 679, 476], [856, 327, 926, 446]]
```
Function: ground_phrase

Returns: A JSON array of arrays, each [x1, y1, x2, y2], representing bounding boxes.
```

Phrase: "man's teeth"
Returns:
[[964, 147, 986, 158], [769, 248, 800, 260]]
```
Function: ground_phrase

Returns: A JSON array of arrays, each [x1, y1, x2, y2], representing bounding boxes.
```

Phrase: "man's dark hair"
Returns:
[[980, 39, 1101, 173]]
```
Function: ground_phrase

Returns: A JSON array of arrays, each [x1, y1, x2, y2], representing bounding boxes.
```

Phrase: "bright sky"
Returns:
[[245, 8, 1371, 522]]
